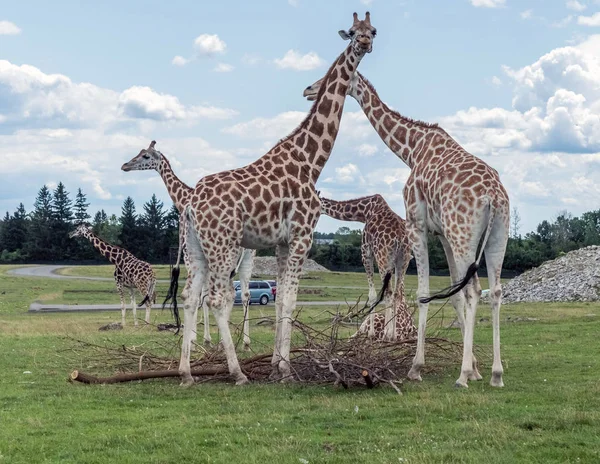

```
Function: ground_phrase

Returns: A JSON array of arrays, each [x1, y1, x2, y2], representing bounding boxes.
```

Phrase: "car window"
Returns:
[[249, 282, 259, 289], [259, 282, 269, 289]]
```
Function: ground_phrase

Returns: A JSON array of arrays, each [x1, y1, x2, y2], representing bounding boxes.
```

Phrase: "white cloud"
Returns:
[[288, 0, 298, 6], [172, 55, 190, 66], [470, 0, 505, 8], [0, 21, 21, 35], [334, 163, 361, 183], [578, 12, 600, 25], [567, 0, 586, 11], [491, 76, 503, 86], [222, 111, 305, 139], [360, 0, 374, 4], [520, 9, 533, 19], [553, 15, 574, 28], [357, 143, 378, 157], [194, 34, 227, 56], [242, 54, 263, 66], [213, 62, 234, 73], [274, 50, 325, 71]]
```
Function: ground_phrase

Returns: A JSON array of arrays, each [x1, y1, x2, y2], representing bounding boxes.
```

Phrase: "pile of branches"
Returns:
[[68, 303, 483, 392]]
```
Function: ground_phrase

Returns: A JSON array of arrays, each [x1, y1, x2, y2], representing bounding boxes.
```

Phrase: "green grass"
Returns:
[[0, 265, 599, 463]]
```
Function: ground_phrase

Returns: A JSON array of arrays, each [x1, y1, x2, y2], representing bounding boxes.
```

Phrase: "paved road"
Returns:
[[8, 265, 369, 289]]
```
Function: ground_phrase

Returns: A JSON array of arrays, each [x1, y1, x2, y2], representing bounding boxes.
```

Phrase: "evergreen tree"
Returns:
[[51, 182, 74, 259], [25, 185, 55, 260], [140, 194, 166, 261], [119, 197, 142, 256], [1, 204, 29, 254], [73, 188, 91, 224]]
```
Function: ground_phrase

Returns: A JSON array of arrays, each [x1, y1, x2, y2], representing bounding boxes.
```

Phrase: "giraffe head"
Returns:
[[69, 223, 92, 239], [339, 12, 377, 56], [304, 72, 364, 102], [121, 140, 163, 172]]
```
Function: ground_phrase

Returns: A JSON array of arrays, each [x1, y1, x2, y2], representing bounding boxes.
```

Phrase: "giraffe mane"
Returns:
[[324, 193, 386, 204], [357, 72, 447, 132], [274, 48, 349, 148]]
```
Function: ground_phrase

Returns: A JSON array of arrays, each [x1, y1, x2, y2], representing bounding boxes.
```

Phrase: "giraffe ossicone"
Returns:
[[69, 223, 157, 327], [166, 11, 377, 386], [305, 70, 509, 388]]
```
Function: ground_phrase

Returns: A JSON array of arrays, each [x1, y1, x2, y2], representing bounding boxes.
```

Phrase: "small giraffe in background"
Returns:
[[320, 194, 415, 341], [121, 141, 256, 350], [69, 223, 156, 326]]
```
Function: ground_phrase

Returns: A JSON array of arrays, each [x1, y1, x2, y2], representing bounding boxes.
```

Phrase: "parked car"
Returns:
[[265, 280, 277, 301], [233, 280, 273, 305]]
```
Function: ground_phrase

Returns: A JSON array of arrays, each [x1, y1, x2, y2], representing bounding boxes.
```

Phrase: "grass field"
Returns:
[[0, 264, 599, 463]]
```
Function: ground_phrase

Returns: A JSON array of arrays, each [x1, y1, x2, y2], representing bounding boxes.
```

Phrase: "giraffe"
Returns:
[[69, 223, 157, 326], [319, 194, 416, 341], [304, 71, 509, 388], [167, 12, 377, 386], [120, 141, 256, 350]]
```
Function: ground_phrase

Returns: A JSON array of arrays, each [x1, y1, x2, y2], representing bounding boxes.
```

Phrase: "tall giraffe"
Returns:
[[319, 194, 416, 341], [121, 141, 256, 350], [69, 223, 157, 326], [305, 71, 509, 388], [169, 12, 377, 386]]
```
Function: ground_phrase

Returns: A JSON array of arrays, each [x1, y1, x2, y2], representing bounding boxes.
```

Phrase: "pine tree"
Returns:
[[119, 197, 142, 256], [73, 188, 91, 224], [1, 204, 29, 253], [51, 182, 74, 259], [25, 185, 55, 260], [140, 194, 166, 261]]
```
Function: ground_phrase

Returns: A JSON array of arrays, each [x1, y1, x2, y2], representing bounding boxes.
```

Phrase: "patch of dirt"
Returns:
[[250, 257, 329, 276]]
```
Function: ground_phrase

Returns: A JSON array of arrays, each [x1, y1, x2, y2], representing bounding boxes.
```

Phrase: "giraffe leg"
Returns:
[[179, 233, 206, 386], [485, 221, 508, 387], [116, 279, 126, 326], [454, 255, 479, 388], [407, 225, 429, 382], [439, 236, 482, 381], [274, 237, 310, 381], [238, 249, 253, 351], [271, 245, 288, 379], [201, 285, 212, 346], [207, 257, 248, 386], [362, 241, 377, 306], [130, 288, 138, 327]]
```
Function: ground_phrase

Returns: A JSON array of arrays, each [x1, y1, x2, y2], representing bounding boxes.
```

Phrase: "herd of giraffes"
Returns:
[[69, 12, 509, 389]]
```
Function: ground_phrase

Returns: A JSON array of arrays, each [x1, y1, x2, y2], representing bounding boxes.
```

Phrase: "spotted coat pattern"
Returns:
[[178, 13, 378, 386], [320, 195, 416, 341], [69, 224, 156, 326]]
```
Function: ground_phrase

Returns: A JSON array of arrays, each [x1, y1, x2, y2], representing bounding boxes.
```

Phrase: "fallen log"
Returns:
[[70, 367, 230, 384]]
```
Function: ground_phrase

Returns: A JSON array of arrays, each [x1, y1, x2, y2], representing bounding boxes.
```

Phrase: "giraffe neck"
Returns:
[[269, 46, 364, 184], [84, 231, 121, 265], [320, 195, 387, 223], [353, 73, 452, 169], [157, 155, 192, 212]]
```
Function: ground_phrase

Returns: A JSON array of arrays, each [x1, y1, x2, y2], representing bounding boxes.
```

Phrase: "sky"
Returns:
[[1, 0, 600, 234]]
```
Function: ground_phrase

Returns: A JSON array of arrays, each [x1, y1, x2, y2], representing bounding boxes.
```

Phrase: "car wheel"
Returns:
[[259, 295, 269, 305]]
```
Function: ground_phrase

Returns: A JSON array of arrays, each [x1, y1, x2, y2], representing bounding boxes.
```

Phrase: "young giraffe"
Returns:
[[170, 12, 377, 386], [319, 195, 416, 341], [121, 141, 256, 350], [69, 223, 157, 326], [305, 71, 509, 388]]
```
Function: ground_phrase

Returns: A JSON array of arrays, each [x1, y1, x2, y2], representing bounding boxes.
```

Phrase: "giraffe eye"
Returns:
[[371, 29, 377, 37], [143, 154, 150, 159]]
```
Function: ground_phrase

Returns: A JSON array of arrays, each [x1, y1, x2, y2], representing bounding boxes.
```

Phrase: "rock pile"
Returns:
[[501, 246, 600, 303], [251, 257, 330, 276]]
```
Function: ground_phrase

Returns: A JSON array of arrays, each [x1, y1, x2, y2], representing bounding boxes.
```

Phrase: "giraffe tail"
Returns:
[[162, 207, 186, 330], [138, 278, 156, 307], [367, 270, 393, 313], [419, 201, 496, 304]]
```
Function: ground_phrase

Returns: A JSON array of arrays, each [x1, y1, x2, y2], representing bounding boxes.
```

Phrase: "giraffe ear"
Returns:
[[339, 30, 351, 40], [149, 140, 156, 150]]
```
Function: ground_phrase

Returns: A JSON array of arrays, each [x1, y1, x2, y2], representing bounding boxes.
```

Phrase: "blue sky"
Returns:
[[1, 0, 600, 234]]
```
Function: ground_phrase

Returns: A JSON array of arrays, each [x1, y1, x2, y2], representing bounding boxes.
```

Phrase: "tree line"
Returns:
[[1, 183, 599, 274], [0, 183, 179, 263]]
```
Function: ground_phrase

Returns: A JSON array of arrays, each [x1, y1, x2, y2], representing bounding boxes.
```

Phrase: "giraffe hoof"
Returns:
[[269, 368, 281, 381], [454, 380, 469, 389], [490, 372, 504, 387], [469, 371, 483, 381], [407, 367, 422, 382], [243, 344, 251, 352], [235, 375, 249, 386], [180, 376, 194, 387]]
